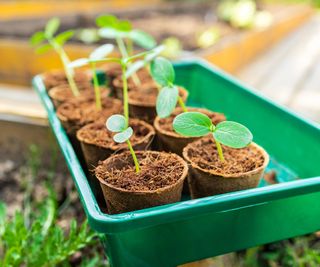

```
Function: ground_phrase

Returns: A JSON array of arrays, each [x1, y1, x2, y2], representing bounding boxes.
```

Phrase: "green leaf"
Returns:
[[125, 60, 145, 78], [89, 44, 114, 60], [35, 44, 52, 54], [55, 30, 74, 46], [68, 58, 89, 68], [106, 114, 127, 132], [45, 17, 60, 38], [213, 121, 253, 148], [116, 20, 132, 32], [145, 45, 165, 62], [151, 57, 175, 86], [156, 86, 179, 118], [130, 29, 156, 49], [173, 112, 212, 137], [113, 127, 133, 143], [30, 31, 45, 46], [77, 28, 100, 44], [98, 28, 128, 39], [96, 15, 118, 28]]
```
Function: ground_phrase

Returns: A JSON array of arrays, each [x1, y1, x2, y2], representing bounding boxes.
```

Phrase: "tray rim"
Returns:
[[32, 58, 320, 234]]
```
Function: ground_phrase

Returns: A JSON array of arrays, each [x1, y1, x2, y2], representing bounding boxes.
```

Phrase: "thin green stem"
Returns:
[[90, 62, 102, 110], [116, 37, 141, 86], [126, 140, 140, 173], [121, 63, 129, 128], [178, 96, 187, 112], [214, 138, 225, 162], [126, 38, 133, 56], [50, 40, 80, 96]]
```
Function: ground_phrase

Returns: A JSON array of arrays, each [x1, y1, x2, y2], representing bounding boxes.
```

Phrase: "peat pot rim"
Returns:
[[76, 118, 155, 150], [154, 107, 224, 139], [95, 150, 189, 194], [183, 140, 269, 179]]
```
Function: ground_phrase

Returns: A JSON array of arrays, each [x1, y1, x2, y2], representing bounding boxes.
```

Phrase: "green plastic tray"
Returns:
[[33, 60, 320, 267]]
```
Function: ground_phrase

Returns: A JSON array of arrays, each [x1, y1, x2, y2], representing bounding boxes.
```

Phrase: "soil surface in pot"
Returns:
[[96, 152, 185, 191], [57, 96, 122, 134], [157, 107, 226, 135], [77, 119, 154, 150], [186, 137, 265, 175], [43, 70, 91, 91]]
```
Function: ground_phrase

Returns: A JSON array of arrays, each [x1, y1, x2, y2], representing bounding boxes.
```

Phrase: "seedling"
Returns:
[[97, 14, 156, 85], [150, 57, 187, 118], [173, 112, 253, 162], [106, 114, 140, 173], [30, 17, 79, 96], [68, 44, 114, 110]]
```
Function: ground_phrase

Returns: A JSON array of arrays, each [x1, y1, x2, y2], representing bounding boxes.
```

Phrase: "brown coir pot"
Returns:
[[154, 107, 226, 156], [95, 151, 188, 214], [128, 87, 189, 124], [183, 136, 269, 199], [42, 69, 91, 91], [48, 83, 99, 109], [77, 119, 155, 170]]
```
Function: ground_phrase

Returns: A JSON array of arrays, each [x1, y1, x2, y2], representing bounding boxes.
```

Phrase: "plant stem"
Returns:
[[126, 140, 140, 173], [121, 63, 129, 128], [214, 139, 225, 162], [51, 40, 80, 97], [178, 96, 187, 112], [116, 37, 141, 86], [90, 62, 102, 110]]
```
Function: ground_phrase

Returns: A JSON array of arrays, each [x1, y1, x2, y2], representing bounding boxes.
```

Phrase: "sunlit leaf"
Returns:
[[156, 86, 178, 118], [30, 31, 46, 46], [68, 58, 89, 68], [113, 127, 133, 143], [130, 29, 156, 49], [106, 114, 127, 132], [55, 30, 74, 46], [45, 17, 60, 38], [151, 57, 175, 86], [89, 44, 114, 60]]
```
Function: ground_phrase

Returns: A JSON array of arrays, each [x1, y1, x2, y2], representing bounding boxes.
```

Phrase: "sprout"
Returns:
[[68, 44, 114, 110], [97, 14, 157, 85], [30, 17, 79, 96], [150, 57, 187, 118], [173, 112, 253, 162], [106, 114, 140, 173]]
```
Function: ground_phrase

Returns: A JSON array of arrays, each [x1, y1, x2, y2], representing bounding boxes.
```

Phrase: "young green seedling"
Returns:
[[30, 17, 79, 96], [173, 112, 253, 162], [96, 14, 156, 85], [150, 57, 187, 118], [68, 44, 114, 110], [106, 114, 140, 173]]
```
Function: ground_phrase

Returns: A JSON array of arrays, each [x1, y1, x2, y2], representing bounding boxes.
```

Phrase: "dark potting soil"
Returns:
[[96, 152, 185, 191], [57, 96, 122, 128], [158, 107, 226, 134], [186, 136, 265, 175], [77, 119, 154, 149], [43, 70, 91, 90]]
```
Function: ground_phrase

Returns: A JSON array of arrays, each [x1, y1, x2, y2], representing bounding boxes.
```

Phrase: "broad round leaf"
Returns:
[[45, 17, 60, 38], [89, 44, 114, 60], [77, 28, 100, 44], [96, 15, 117, 28], [156, 86, 179, 118], [30, 31, 45, 46], [126, 60, 145, 78], [151, 57, 175, 87], [130, 30, 156, 49], [68, 58, 89, 69], [55, 30, 74, 46], [213, 121, 253, 148], [113, 127, 133, 143], [173, 112, 212, 137], [35, 44, 52, 54], [106, 114, 127, 132]]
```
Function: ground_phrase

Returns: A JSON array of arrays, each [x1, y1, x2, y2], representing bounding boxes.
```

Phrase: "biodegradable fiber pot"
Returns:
[[154, 107, 226, 156], [77, 119, 155, 170], [95, 151, 189, 214], [42, 69, 91, 91], [48, 83, 97, 108], [183, 136, 269, 199], [129, 87, 189, 124]]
